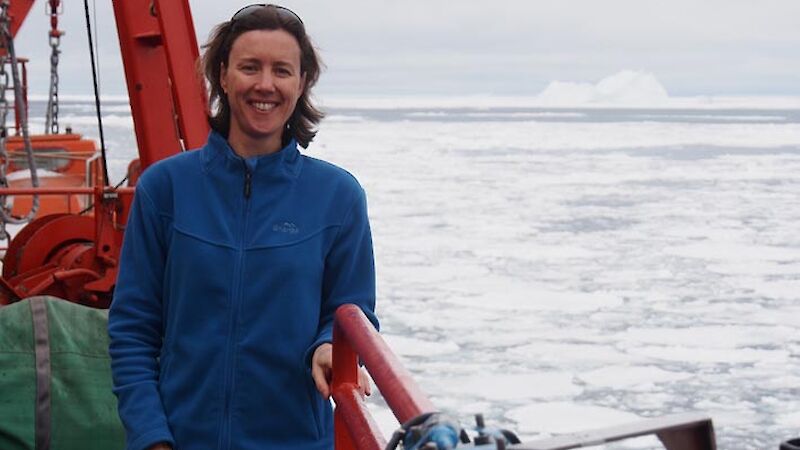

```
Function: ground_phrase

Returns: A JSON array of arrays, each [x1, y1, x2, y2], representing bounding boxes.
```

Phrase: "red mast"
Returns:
[[112, 0, 209, 174]]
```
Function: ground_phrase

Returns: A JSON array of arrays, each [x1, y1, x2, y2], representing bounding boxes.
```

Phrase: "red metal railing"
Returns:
[[0, 187, 133, 196], [332, 304, 437, 450]]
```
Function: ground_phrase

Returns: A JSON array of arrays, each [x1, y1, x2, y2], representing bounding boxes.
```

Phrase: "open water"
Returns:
[[27, 97, 800, 449]]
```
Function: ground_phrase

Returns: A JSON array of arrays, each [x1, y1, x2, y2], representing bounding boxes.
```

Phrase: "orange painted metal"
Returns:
[[153, 0, 209, 150], [0, 187, 134, 307], [112, 0, 210, 171], [335, 304, 437, 422], [7, 176, 83, 215], [332, 304, 437, 449], [4, 133, 102, 216], [2, 213, 66, 278], [47, 0, 60, 38], [3, 0, 35, 41], [111, 0, 184, 169], [332, 387, 384, 450], [332, 320, 385, 450], [4, 214, 94, 276], [4, 134, 99, 176], [0, 187, 133, 195], [2, 0, 206, 307]]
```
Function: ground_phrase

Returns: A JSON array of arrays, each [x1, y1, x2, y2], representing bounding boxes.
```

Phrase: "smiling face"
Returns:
[[221, 29, 306, 157]]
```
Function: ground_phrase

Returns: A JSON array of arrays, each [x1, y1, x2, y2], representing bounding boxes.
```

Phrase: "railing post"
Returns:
[[332, 304, 440, 449], [335, 305, 437, 423], [332, 313, 385, 450], [332, 321, 361, 450]]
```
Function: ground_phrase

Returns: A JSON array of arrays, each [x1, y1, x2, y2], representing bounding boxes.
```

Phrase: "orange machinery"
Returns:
[[4, 134, 102, 215], [0, 0, 207, 307]]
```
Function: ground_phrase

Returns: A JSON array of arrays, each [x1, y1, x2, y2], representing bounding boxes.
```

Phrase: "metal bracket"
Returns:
[[513, 412, 715, 450]]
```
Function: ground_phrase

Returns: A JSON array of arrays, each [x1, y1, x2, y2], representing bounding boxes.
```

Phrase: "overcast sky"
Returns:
[[11, 0, 800, 97]]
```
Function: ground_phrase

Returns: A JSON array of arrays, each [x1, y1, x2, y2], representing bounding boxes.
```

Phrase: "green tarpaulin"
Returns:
[[0, 296, 125, 449]]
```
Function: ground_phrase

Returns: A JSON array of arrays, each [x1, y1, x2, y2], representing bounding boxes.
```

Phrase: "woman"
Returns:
[[108, 5, 378, 450]]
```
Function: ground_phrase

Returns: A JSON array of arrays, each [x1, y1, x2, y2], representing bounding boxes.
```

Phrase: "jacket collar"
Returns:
[[201, 130, 303, 178]]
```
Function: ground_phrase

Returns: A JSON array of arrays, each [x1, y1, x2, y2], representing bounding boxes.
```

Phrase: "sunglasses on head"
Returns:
[[231, 4, 304, 25]]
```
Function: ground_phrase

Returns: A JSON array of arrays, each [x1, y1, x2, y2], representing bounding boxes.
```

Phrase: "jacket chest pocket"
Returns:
[[237, 227, 336, 342], [244, 223, 336, 283]]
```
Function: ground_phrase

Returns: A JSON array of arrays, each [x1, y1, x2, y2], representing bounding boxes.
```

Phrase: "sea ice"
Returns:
[[506, 402, 641, 434], [619, 325, 797, 349], [626, 345, 790, 364], [706, 261, 800, 276], [382, 334, 460, 357], [364, 404, 400, 440], [325, 114, 368, 123], [665, 242, 799, 262], [448, 277, 624, 313], [777, 411, 800, 428], [579, 366, 693, 388], [509, 342, 634, 365], [428, 372, 582, 402], [62, 113, 135, 128]]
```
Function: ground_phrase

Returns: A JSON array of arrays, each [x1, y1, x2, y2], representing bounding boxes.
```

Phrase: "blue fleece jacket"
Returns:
[[108, 131, 378, 450]]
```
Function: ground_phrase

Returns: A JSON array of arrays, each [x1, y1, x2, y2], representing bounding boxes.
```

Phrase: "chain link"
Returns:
[[0, 0, 13, 241], [44, 1, 61, 134]]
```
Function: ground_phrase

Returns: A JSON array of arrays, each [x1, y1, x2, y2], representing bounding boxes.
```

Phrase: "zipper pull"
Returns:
[[244, 169, 252, 198]]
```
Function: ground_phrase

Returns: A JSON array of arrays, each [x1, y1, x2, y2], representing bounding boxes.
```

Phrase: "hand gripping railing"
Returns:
[[331, 304, 436, 450]]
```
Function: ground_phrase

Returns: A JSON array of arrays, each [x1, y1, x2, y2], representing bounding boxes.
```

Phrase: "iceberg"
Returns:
[[537, 70, 670, 106]]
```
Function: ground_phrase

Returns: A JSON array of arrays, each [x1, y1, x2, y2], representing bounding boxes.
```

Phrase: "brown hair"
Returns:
[[201, 6, 323, 148]]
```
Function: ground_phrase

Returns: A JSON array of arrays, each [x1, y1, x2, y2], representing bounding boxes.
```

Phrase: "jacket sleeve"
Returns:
[[108, 183, 175, 450], [306, 187, 379, 364]]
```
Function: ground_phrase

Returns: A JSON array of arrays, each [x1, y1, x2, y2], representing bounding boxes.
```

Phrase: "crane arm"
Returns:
[[6, 0, 34, 38], [113, 0, 209, 172]]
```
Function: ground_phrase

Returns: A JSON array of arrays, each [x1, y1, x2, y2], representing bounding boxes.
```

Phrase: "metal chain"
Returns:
[[44, 0, 61, 134], [0, 0, 13, 240], [0, 0, 40, 232]]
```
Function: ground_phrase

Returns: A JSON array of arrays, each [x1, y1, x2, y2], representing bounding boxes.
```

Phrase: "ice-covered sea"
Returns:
[[33, 96, 800, 449]]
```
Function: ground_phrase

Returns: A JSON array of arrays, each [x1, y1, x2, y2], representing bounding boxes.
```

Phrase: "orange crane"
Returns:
[[0, 0, 207, 308]]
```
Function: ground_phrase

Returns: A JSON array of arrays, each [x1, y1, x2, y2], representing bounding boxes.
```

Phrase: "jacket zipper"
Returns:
[[244, 168, 252, 199], [219, 161, 252, 449]]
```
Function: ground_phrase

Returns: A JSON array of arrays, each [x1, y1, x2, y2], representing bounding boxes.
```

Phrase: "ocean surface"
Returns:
[[25, 97, 800, 449]]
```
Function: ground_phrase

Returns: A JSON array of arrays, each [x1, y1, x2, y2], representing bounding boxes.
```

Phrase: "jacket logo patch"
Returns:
[[272, 222, 299, 234]]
